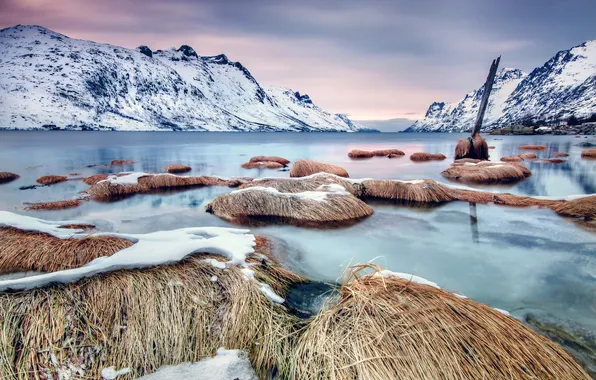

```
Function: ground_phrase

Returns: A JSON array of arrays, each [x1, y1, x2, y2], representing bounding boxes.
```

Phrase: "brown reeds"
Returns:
[[0, 172, 19, 184], [248, 156, 290, 165], [500, 156, 523, 162], [289, 160, 349, 178], [519, 145, 547, 150], [0, 238, 303, 379], [164, 164, 192, 173], [239, 174, 358, 196], [82, 173, 111, 185], [361, 179, 455, 203], [206, 187, 373, 224], [455, 134, 489, 160], [519, 152, 537, 160], [0, 227, 134, 273], [241, 161, 284, 169], [540, 158, 566, 164], [373, 149, 405, 156], [387, 154, 403, 159], [441, 162, 531, 184], [489, 146, 496, 149], [551, 196, 596, 220], [36, 175, 67, 185], [289, 264, 590, 379], [410, 152, 447, 161], [581, 148, 596, 158], [110, 159, 135, 165], [23, 199, 82, 211], [554, 152, 569, 157], [348, 149, 374, 158], [454, 158, 482, 164], [86, 174, 252, 201]]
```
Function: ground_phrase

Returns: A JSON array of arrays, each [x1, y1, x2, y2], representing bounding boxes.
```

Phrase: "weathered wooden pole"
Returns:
[[472, 56, 500, 136]]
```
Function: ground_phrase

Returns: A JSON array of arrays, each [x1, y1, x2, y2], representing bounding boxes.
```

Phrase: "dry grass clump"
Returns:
[[489, 145, 496, 149], [289, 264, 590, 380], [519, 144, 547, 150], [0, 172, 20, 184], [554, 152, 569, 157], [206, 187, 373, 225], [239, 174, 358, 196], [82, 173, 111, 185], [540, 158, 566, 164], [410, 152, 447, 161], [361, 179, 455, 204], [36, 175, 67, 185], [348, 149, 374, 158], [290, 160, 349, 178], [0, 238, 303, 379], [500, 156, 523, 162], [387, 154, 403, 159], [373, 149, 405, 156], [86, 174, 251, 201], [519, 152, 537, 160], [551, 196, 596, 221], [449, 189, 562, 208], [581, 148, 596, 158], [110, 159, 135, 165], [441, 162, 531, 184], [455, 134, 489, 160], [0, 227, 133, 273], [23, 199, 82, 211], [164, 164, 192, 173], [454, 158, 482, 164], [249, 156, 290, 165], [241, 161, 284, 169]]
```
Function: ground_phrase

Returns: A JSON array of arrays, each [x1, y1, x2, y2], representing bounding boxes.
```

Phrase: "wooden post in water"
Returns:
[[472, 56, 500, 136]]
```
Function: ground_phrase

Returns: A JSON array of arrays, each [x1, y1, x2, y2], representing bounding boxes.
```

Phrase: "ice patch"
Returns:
[[137, 348, 257, 380], [260, 283, 285, 303], [101, 366, 131, 379]]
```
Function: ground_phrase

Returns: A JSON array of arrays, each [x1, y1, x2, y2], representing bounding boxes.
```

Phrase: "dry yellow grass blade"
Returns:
[[289, 160, 349, 178], [288, 264, 590, 380]]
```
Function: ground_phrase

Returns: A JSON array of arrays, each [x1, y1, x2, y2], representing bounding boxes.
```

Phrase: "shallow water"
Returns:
[[1, 131, 595, 368]]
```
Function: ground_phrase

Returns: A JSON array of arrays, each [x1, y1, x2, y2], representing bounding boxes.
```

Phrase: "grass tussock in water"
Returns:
[[361, 179, 455, 203], [289, 264, 590, 380], [519, 144, 547, 150], [442, 161, 531, 184], [455, 135, 489, 160], [409, 152, 446, 161], [0, 237, 304, 379], [239, 174, 358, 196], [0, 227, 134, 273], [206, 186, 373, 224], [164, 164, 191, 173], [86, 174, 251, 201], [555, 152, 569, 157], [0, 172, 20, 184], [241, 161, 284, 169], [348, 149, 374, 158], [500, 155, 523, 162], [36, 175, 67, 185], [540, 158, 566, 164], [348, 149, 405, 158], [581, 148, 596, 159], [248, 156, 290, 165], [289, 159, 349, 178], [110, 159, 135, 165], [23, 199, 82, 211]]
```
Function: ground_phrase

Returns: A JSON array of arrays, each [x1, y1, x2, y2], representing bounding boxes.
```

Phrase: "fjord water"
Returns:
[[1, 131, 595, 367]]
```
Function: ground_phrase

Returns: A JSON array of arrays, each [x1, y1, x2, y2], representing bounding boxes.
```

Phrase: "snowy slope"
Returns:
[[408, 40, 595, 132], [0, 25, 364, 132], [407, 68, 527, 132]]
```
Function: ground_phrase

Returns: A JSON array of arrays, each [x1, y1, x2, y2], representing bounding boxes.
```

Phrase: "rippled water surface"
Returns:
[[1, 131, 595, 368]]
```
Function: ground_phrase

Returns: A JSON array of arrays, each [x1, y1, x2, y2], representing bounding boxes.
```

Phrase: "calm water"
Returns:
[[1, 131, 595, 367]]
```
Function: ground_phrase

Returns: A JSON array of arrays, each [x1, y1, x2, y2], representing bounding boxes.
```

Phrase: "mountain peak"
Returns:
[[177, 45, 198, 58], [0, 24, 68, 39]]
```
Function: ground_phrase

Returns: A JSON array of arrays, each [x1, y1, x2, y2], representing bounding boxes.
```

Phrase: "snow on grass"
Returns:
[[137, 348, 257, 380], [230, 183, 351, 202], [493, 308, 511, 316], [374, 270, 440, 289], [260, 283, 285, 304], [0, 211, 89, 238], [101, 366, 131, 379], [102, 172, 150, 185]]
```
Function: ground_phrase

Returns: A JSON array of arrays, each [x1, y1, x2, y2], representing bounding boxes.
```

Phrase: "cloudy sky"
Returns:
[[1, 0, 594, 126]]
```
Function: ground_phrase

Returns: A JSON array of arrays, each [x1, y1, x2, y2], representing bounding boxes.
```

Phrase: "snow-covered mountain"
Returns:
[[407, 40, 596, 132], [0, 25, 365, 132]]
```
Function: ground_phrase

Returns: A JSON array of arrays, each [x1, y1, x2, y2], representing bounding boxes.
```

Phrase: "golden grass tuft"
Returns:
[[0, 227, 134, 273], [348, 149, 374, 158], [36, 175, 67, 185], [454, 158, 482, 164], [540, 158, 566, 164], [519, 145, 547, 150], [0, 172, 20, 184], [500, 156, 523, 162], [581, 148, 596, 158], [248, 156, 290, 165], [290, 159, 349, 178], [441, 162, 531, 184], [241, 161, 284, 169], [551, 196, 596, 220], [410, 152, 447, 161], [519, 152, 537, 160], [110, 159, 135, 165], [164, 164, 192, 173], [86, 174, 251, 201], [289, 264, 590, 379], [554, 152, 569, 157], [82, 173, 111, 185], [206, 187, 373, 225], [23, 199, 82, 211], [455, 134, 489, 160], [239, 174, 358, 196], [373, 149, 405, 156], [361, 179, 455, 203], [0, 237, 303, 379]]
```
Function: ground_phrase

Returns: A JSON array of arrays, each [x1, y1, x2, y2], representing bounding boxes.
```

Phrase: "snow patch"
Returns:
[[0, 211, 89, 238], [374, 270, 440, 289], [101, 366, 131, 379]]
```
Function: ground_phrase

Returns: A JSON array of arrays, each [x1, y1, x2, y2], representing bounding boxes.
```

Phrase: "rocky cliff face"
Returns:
[[0, 25, 365, 132]]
